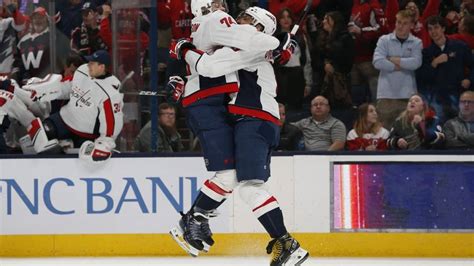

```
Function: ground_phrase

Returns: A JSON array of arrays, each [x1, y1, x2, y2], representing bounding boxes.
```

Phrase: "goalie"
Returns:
[[1, 50, 123, 162]]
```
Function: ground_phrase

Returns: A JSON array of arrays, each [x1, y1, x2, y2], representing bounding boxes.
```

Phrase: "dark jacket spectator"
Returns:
[[418, 15, 474, 122], [70, 2, 108, 56], [55, 0, 85, 38], [443, 91, 474, 150], [135, 103, 183, 152], [387, 94, 445, 150], [274, 8, 312, 110], [314, 11, 355, 109], [418, 16, 474, 97]]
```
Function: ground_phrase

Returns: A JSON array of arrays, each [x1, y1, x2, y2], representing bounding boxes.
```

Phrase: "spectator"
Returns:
[[315, 0, 353, 23], [349, 0, 383, 102], [273, 8, 312, 111], [99, 5, 150, 151], [387, 94, 444, 150], [347, 103, 389, 150], [268, 0, 320, 19], [70, 1, 108, 56], [135, 102, 183, 152], [443, 90, 474, 150], [0, 2, 27, 76], [385, 0, 441, 47], [449, 15, 474, 49], [276, 103, 303, 151], [157, 0, 193, 80], [15, 7, 71, 83], [55, 0, 85, 38], [418, 15, 474, 123], [373, 9, 422, 130], [461, 0, 474, 18], [291, 95, 346, 151], [314, 11, 355, 126], [157, 0, 193, 40]]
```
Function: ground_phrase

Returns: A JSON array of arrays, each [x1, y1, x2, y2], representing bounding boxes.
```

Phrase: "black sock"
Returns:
[[192, 191, 226, 212], [257, 208, 287, 239]]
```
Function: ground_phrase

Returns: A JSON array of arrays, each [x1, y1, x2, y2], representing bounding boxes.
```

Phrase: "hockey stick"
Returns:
[[290, 0, 313, 35], [121, 90, 169, 97], [118, 71, 135, 93]]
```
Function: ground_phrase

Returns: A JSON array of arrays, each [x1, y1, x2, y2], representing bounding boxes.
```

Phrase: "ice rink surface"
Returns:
[[0, 257, 472, 266]]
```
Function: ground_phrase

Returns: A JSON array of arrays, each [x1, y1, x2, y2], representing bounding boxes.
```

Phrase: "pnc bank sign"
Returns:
[[0, 176, 200, 215]]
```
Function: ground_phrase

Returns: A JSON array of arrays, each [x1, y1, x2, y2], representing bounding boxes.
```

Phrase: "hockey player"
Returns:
[[170, 6, 309, 266], [0, 2, 26, 76], [16, 49, 123, 161], [168, 0, 281, 257]]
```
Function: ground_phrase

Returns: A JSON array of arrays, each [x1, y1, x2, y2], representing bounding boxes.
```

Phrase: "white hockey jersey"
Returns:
[[185, 47, 280, 125], [59, 64, 124, 139], [182, 10, 279, 107], [0, 17, 25, 73]]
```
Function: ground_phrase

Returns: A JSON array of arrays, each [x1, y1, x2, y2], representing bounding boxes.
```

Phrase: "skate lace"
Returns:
[[266, 238, 283, 262], [200, 219, 212, 238], [183, 212, 203, 240]]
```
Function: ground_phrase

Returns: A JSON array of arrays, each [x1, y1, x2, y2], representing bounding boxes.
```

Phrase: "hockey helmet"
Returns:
[[191, 0, 226, 17], [242, 6, 276, 35]]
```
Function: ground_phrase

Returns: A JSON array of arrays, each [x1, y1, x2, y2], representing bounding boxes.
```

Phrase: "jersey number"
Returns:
[[220, 17, 235, 27], [114, 103, 121, 113]]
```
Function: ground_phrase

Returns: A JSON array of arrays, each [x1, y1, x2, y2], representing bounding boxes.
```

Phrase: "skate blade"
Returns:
[[169, 226, 199, 257], [202, 242, 210, 253], [285, 248, 309, 266]]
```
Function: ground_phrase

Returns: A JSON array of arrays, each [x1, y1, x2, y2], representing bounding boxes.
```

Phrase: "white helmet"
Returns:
[[191, 0, 213, 17], [243, 6, 277, 35]]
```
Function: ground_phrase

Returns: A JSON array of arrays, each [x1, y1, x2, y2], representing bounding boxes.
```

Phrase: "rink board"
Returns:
[[1, 233, 472, 257], [0, 155, 473, 257]]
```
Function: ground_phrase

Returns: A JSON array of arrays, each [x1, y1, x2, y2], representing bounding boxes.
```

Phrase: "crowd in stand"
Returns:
[[156, 0, 474, 152], [0, 0, 473, 154]]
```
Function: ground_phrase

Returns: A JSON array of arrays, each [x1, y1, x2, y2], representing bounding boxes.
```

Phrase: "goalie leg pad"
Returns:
[[27, 118, 59, 153]]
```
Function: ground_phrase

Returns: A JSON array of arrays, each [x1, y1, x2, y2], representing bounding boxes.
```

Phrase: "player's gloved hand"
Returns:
[[169, 38, 196, 60], [167, 76, 185, 103], [0, 78, 15, 93], [272, 32, 297, 65], [79, 137, 115, 163]]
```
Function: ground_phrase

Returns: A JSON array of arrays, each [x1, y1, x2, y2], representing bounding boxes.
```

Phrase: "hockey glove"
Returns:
[[79, 137, 115, 163], [167, 76, 185, 103], [169, 38, 196, 60], [0, 78, 15, 93], [272, 32, 297, 66]]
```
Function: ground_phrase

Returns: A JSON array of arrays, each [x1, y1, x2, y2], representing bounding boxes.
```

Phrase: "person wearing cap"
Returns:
[[18, 50, 124, 161], [70, 1, 108, 56], [15, 6, 71, 83]]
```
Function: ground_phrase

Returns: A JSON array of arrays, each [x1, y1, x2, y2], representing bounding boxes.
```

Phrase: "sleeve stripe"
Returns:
[[103, 98, 115, 137]]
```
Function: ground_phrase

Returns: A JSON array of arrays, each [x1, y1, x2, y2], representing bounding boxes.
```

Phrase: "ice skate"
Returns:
[[169, 208, 214, 257], [266, 233, 309, 266], [200, 210, 218, 252]]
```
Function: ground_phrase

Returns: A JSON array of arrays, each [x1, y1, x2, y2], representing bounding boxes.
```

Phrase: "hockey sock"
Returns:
[[193, 191, 226, 212], [255, 201, 288, 239]]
